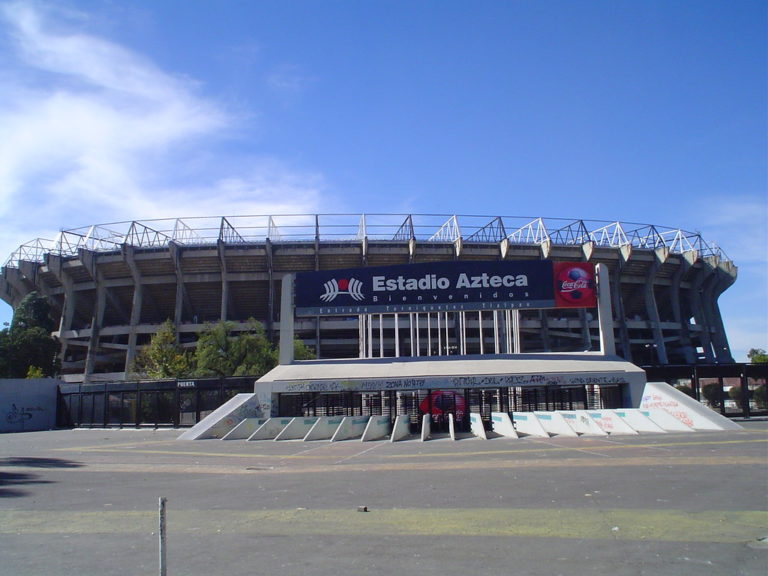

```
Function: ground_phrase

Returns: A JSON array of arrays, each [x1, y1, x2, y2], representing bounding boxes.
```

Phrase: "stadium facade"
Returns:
[[0, 214, 736, 383]]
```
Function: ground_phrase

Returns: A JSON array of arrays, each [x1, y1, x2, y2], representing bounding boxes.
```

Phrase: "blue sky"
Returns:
[[0, 0, 765, 361]]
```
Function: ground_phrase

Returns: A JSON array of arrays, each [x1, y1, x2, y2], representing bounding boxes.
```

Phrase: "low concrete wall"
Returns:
[[305, 417, 344, 441], [613, 409, 666, 433], [510, 412, 549, 437], [331, 416, 369, 442], [0, 379, 59, 433], [222, 418, 268, 440], [276, 417, 318, 440], [586, 410, 637, 435], [362, 416, 391, 441], [469, 413, 487, 439], [248, 418, 294, 440], [533, 411, 578, 437], [391, 415, 411, 442], [490, 412, 518, 438], [560, 411, 608, 436]]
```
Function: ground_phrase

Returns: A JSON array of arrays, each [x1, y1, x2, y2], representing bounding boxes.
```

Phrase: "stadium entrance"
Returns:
[[274, 383, 625, 434]]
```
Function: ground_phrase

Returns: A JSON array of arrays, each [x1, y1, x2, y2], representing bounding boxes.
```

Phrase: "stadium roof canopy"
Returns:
[[4, 213, 732, 268]]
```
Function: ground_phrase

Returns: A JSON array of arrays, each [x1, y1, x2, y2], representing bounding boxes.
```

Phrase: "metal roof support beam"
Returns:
[[393, 215, 415, 241], [219, 217, 245, 244]]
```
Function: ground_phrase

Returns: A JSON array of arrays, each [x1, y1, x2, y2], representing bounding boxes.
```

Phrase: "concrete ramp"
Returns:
[[177, 393, 258, 440], [490, 412, 518, 438], [304, 417, 344, 441], [362, 416, 392, 441], [560, 411, 607, 436], [222, 418, 268, 440], [586, 410, 638, 435], [275, 417, 318, 440], [511, 412, 549, 438], [248, 418, 294, 440], [331, 416, 370, 441], [641, 382, 742, 431], [612, 409, 666, 433], [534, 411, 578, 437]]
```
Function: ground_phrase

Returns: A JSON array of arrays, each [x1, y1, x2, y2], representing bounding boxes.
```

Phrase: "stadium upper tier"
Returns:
[[0, 214, 736, 382], [4, 214, 731, 267]]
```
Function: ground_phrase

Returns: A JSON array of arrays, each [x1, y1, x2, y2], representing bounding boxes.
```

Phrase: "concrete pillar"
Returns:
[[596, 263, 616, 356], [217, 240, 229, 322], [610, 264, 632, 362], [643, 258, 669, 364], [123, 245, 143, 373], [278, 274, 294, 365]]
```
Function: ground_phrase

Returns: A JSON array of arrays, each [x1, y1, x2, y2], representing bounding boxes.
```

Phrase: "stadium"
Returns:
[[1, 213, 736, 382]]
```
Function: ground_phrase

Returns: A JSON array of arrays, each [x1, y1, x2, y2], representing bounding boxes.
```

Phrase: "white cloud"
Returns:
[[693, 194, 768, 264], [0, 0, 323, 273]]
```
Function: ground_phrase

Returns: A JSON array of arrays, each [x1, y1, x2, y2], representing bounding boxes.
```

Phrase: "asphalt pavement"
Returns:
[[1, 421, 767, 576]]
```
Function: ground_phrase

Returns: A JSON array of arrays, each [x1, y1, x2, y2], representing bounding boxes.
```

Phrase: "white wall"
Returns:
[[0, 379, 59, 433]]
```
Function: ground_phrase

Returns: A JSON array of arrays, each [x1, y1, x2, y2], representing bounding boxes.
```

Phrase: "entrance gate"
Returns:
[[275, 384, 624, 434]]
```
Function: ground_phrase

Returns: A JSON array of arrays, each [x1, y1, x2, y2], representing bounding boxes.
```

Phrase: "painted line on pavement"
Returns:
[[1, 508, 764, 543]]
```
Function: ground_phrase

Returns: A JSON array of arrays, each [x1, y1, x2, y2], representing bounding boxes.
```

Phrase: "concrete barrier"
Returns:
[[420, 414, 431, 441], [222, 418, 268, 440], [448, 413, 456, 440], [490, 412, 518, 438], [304, 416, 344, 441], [391, 414, 412, 442], [560, 411, 608, 436], [510, 412, 549, 438], [275, 417, 318, 440], [612, 409, 666, 433], [586, 410, 638, 435], [469, 413, 487, 439], [643, 409, 694, 432], [331, 416, 370, 441], [248, 417, 294, 440], [640, 382, 742, 431], [533, 411, 578, 437], [362, 415, 392, 441]]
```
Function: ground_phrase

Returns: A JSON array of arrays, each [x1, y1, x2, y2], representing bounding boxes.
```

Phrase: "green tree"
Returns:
[[131, 320, 192, 379], [293, 338, 316, 361], [701, 382, 722, 407], [0, 293, 59, 378], [754, 385, 767, 410], [194, 319, 277, 378], [747, 348, 768, 363]]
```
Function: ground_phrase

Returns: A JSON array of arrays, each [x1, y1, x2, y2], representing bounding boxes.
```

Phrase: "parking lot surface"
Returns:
[[1, 422, 767, 576]]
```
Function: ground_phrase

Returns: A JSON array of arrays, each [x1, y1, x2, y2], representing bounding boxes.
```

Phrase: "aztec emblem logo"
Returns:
[[320, 277, 365, 302]]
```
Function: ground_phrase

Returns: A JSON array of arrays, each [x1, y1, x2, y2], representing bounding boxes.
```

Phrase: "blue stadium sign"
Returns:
[[294, 260, 596, 316]]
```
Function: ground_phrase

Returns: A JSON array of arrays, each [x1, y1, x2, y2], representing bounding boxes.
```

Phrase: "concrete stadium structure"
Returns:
[[0, 214, 736, 383]]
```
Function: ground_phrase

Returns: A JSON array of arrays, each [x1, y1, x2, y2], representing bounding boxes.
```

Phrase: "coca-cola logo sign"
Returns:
[[553, 262, 596, 307]]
